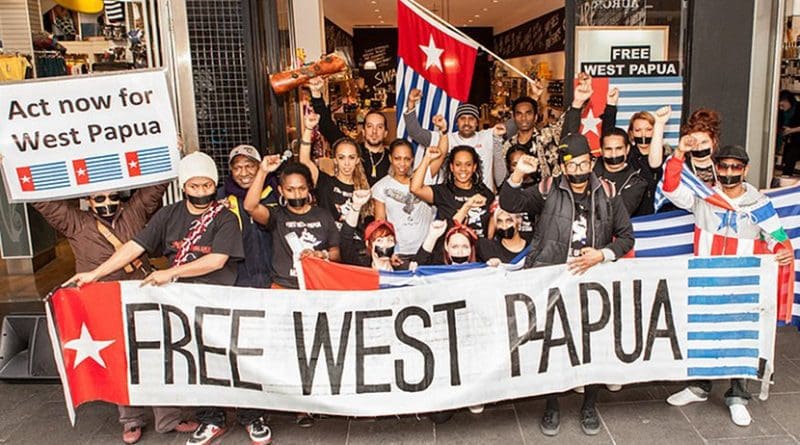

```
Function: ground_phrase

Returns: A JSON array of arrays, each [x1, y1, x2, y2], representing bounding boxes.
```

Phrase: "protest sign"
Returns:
[[47, 256, 777, 425], [0, 69, 179, 202]]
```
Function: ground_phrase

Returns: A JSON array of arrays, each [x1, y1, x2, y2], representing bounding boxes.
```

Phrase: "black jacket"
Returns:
[[499, 173, 634, 267], [593, 161, 648, 216]]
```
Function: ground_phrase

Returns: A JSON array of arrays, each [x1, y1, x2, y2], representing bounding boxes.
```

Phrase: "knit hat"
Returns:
[[228, 144, 261, 165], [558, 134, 591, 163], [179, 152, 219, 188], [454, 103, 480, 121]]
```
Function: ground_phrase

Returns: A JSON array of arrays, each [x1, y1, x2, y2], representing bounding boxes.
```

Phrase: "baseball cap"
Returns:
[[558, 133, 591, 162], [228, 144, 261, 164], [712, 145, 749, 165]]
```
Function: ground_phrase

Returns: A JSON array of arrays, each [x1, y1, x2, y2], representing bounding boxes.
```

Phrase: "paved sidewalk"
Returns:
[[1, 326, 799, 445]]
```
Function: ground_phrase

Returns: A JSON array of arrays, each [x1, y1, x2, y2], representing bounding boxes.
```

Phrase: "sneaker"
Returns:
[[122, 426, 142, 444], [581, 407, 601, 435], [468, 404, 484, 414], [175, 420, 200, 433], [729, 404, 752, 427], [186, 423, 226, 445], [295, 413, 315, 428], [540, 408, 560, 436], [428, 411, 454, 424], [606, 384, 623, 392], [666, 387, 708, 406], [246, 417, 273, 445], [573, 386, 585, 394]]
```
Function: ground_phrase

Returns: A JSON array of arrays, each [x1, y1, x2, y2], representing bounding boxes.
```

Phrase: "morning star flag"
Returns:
[[578, 76, 682, 154], [15, 161, 70, 191], [395, 0, 478, 149], [125, 146, 172, 177], [72, 153, 123, 185], [631, 184, 800, 327], [46, 256, 778, 424]]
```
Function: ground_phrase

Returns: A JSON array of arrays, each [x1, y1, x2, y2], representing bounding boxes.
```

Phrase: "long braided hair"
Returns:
[[332, 137, 373, 218]]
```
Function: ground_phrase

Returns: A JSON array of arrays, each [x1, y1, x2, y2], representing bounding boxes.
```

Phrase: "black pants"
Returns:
[[782, 143, 800, 176], [545, 385, 600, 412], [196, 407, 265, 427], [692, 379, 750, 404]]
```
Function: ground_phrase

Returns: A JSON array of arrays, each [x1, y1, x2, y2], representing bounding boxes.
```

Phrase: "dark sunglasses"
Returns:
[[91, 194, 120, 203], [716, 162, 745, 172]]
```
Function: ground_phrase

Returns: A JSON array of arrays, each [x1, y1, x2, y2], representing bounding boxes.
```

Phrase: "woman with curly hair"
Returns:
[[410, 133, 494, 238], [680, 108, 722, 186]]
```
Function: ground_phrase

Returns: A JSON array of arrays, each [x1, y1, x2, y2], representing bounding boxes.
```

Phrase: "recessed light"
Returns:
[[474, 14, 480, 17], [492, 0, 499, 3], [370, 0, 377, 3], [374, 8, 380, 12], [377, 15, 382, 18], [468, 19, 473, 22], [380, 20, 385, 23], [482, 7, 488, 11]]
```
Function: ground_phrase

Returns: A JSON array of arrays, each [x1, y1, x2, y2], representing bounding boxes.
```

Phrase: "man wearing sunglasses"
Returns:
[[663, 141, 794, 427], [499, 133, 634, 437]]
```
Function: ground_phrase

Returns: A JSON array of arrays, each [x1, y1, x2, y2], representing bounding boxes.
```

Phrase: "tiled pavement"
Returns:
[[1, 326, 799, 444]]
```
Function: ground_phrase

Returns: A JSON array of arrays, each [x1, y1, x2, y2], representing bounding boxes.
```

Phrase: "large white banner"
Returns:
[[0, 69, 179, 202], [47, 256, 778, 423]]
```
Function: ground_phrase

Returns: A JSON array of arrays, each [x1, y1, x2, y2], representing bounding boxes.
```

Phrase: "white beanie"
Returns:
[[178, 152, 219, 189]]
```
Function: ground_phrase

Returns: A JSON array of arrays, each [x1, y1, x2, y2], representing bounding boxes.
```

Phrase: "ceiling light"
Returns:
[[468, 19, 473, 22], [482, 7, 488, 11], [374, 8, 380, 12], [474, 14, 480, 17], [380, 20, 385, 23], [370, 0, 376, 3]]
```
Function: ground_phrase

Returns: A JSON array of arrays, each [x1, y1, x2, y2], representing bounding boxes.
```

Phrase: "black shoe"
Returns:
[[540, 408, 560, 436], [428, 411, 454, 424], [581, 407, 601, 436]]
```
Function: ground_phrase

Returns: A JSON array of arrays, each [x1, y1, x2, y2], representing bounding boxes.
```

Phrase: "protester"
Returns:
[[414, 220, 478, 266], [410, 137, 494, 238], [340, 189, 402, 270], [244, 158, 341, 290], [64, 151, 245, 445], [503, 145, 536, 241], [220, 144, 279, 288], [680, 108, 722, 187], [403, 88, 505, 190], [778, 90, 800, 177], [477, 207, 529, 265], [499, 133, 634, 436], [662, 141, 794, 426], [593, 127, 648, 215], [308, 77, 390, 185], [371, 139, 435, 261], [299, 112, 372, 228], [212, 144, 276, 444]]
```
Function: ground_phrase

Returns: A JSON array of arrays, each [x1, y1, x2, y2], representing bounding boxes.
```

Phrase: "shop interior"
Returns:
[[780, 2, 800, 183]]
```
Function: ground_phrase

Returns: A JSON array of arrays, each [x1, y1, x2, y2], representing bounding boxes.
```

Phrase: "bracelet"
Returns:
[[300, 140, 312, 145]]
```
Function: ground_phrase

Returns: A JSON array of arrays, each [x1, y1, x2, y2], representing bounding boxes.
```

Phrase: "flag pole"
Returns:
[[404, 0, 540, 86]]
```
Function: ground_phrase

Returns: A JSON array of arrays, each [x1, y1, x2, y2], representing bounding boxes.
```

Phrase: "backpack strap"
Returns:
[[95, 220, 143, 274]]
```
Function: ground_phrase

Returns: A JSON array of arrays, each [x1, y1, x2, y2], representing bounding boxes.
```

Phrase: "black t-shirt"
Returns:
[[316, 172, 355, 227], [629, 148, 664, 216], [431, 183, 494, 237], [477, 237, 527, 263], [362, 147, 391, 187], [266, 206, 340, 289], [133, 202, 244, 285], [570, 190, 592, 257]]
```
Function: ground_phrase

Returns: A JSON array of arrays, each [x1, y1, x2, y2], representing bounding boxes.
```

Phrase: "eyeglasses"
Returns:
[[91, 193, 120, 203], [716, 162, 745, 173], [565, 160, 592, 173]]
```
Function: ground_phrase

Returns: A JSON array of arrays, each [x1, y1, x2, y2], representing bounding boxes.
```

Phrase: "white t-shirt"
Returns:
[[415, 129, 497, 191], [371, 175, 435, 255]]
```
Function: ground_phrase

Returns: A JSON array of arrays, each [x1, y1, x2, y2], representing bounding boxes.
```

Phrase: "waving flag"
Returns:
[[632, 184, 800, 327], [395, 0, 478, 148], [578, 76, 683, 154], [301, 246, 529, 291]]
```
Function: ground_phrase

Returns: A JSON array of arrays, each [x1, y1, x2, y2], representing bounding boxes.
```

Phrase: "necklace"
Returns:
[[367, 149, 386, 178]]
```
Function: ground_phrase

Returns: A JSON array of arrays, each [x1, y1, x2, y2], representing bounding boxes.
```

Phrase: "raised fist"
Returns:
[[425, 145, 443, 161], [428, 219, 447, 239], [407, 88, 422, 110], [677, 135, 697, 154], [465, 194, 487, 209], [607, 87, 620, 106], [655, 105, 672, 125], [529, 78, 545, 99], [351, 189, 371, 209], [573, 72, 593, 106], [432, 114, 448, 132], [515, 154, 539, 174], [261, 154, 281, 174], [493, 123, 507, 137]]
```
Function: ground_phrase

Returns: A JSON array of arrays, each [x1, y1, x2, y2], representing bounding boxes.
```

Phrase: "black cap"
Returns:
[[558, 133, 591, 163], [713, 145, 749, 165]]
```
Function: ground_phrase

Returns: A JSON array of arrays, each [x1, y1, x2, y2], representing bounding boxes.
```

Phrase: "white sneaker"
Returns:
[[573, 386, 585, 394], [729, 404, 752, 426], [606, 384, 623, 392], [468, 404, 484, 414], [666, 387, 708, 406]]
